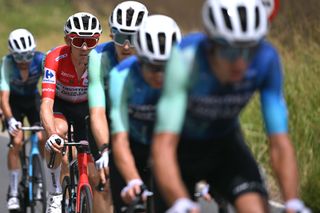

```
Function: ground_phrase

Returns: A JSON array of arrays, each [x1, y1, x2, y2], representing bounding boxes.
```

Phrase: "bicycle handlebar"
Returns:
[[7, 125, 44, 148], [47, 140, 90, 169], [20, 126, 44, 131]]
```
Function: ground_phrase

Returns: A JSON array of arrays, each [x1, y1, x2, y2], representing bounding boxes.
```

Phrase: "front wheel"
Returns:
[[31, 155, 46, 213], [79, 185, 93, 213], [62, 176, 75, 213]]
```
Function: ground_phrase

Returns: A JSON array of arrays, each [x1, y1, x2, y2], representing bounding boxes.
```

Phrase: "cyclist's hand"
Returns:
[[166, 198, 200, 213], [196, 182, 212, 201], [8, 117, 22, 136], [285, 199, 311, 213], [121, 179, 144, 204], [45, 134, 64, 153], [95, 151, 109, 184]]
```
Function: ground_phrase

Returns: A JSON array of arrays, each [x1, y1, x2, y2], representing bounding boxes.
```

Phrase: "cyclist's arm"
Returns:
[[109, 67, 141, 181], [260, 48, 299, 201], [41, 55, 57, 137], [40, 97, 57, 137], [88, 50, 109, 149], [152, 46, 191, 205], [0, 57, 13, 119]]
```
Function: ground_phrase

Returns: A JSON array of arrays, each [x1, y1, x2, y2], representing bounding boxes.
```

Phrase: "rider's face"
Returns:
[[65, 36, 93, 64], [210, 42, 257, 83], [111, 33, 136, 62], [141, 62, 165, 89]]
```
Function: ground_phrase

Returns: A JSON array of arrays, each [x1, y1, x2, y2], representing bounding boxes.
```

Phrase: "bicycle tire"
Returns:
[[79, 185, 93, 213], [62, 176, 75, 213], [30, 154, 47, 213]]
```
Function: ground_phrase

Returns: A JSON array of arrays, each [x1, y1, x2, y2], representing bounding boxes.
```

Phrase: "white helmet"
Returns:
[[133, 15, 182, 64], [8, 29, 36, 53], [64, 12, 102, 36], [109, 1, 148, 34], [202, 0, 268, 46]]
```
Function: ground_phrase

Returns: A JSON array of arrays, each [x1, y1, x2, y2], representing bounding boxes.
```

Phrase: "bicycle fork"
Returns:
[[76, 153, 93, 212]]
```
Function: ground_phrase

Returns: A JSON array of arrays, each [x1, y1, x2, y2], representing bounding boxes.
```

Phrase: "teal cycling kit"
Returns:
[[156, 33, 287, 138], [109, 55, 161, 145], [0, 52, 44, 95], [154, 32, 288, 204], [108, 55, 165, 212], [0, 52, 44, 127]]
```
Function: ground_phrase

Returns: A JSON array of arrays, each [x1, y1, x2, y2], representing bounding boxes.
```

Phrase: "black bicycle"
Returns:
[[8, 125, 46, 213]]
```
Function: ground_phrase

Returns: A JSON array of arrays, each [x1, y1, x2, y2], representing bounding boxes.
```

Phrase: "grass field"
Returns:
[[1, 0, 319, 211]]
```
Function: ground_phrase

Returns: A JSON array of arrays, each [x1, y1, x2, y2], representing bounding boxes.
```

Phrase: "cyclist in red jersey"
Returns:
[[40, 12, 107, 213]]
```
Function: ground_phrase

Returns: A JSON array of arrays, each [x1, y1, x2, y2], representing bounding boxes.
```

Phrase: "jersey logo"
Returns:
[[43, 68, 56, 84]]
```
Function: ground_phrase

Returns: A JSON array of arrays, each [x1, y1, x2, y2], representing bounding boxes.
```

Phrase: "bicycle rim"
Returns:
[[31, 155, 46, 213], [79, 186, 93, 213]]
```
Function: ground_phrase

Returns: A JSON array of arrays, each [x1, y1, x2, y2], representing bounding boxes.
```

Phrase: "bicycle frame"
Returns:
[[71, 141, 93, 212]]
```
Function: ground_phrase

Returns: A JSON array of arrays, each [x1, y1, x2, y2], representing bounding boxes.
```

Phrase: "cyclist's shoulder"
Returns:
[[93, 41, 114, 54], [255, 40, 280, 62], [179, 32, 207, 49], [115, 55, 138, 73], [45, 45, 70, 68], [1, 54, 13, 64], [33, 51, 45, 63], [45, 45, 69, 59]]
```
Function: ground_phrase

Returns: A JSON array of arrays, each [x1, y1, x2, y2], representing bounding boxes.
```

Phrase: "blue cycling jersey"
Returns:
[[0, 52, 44, 96], [155, 32, 288, 140], [109, 56, 161, 145]]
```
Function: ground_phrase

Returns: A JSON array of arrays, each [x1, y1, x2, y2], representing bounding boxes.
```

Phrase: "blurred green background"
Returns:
[[0, 0, 319, 211]]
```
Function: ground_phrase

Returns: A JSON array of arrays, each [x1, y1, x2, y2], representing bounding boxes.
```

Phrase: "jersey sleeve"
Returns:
[[109, 66, 130, 134], [0, 56, 11, 92], [42, 52, 57, 99], [88, 49, 106, 108], [155, 45, 192, 134], [260, 46, 288, 135]]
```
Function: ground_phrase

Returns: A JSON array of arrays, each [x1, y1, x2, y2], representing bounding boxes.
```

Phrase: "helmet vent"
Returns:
[[146, 33, 153, 53], [238, 6, 247, 32], [28, 36, 32, 47], [8, 41, 13, 50], [136, 11, 145, 26], [208, 7, 216, 28], [255, 7, 260, 29], [117, 9, 122, 25], [81, 15, 90, 30], [13, 40, 20, 50], [73, 17, 80, 29], [20, 37, 26, 49], [126, 8, 134, 26], [222, 8, 232, 30], [91, 17, 97, 30], [158, 33, 166, 54], [172, 33, 177, 44]]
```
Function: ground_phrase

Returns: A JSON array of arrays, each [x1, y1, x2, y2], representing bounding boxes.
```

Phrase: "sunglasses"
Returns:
[[113, 33, 134, 47], [215, 44, 258, 62], [12, 51, 35, 63], [142, 61, 165, 73], [68, 34, 99, 49]]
